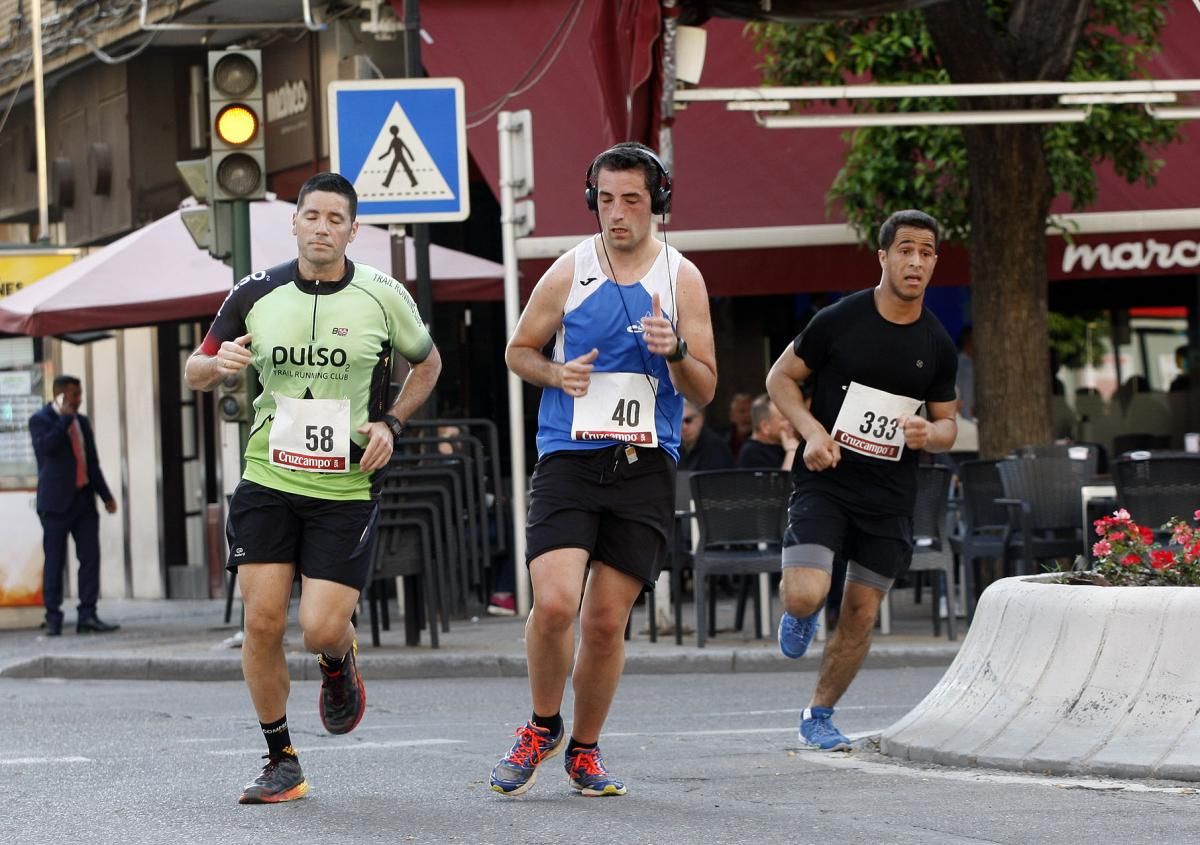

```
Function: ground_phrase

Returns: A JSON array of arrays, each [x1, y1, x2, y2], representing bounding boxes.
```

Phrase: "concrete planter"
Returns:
[[881, 574, 1200, 781]]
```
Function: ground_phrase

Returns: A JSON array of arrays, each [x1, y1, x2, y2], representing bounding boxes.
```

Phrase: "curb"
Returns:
[[0, 645, 957, 682]]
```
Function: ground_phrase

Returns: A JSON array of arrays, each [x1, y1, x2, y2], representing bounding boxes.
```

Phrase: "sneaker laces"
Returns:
[[506, 724, 551, 767], [256, 754, 282, 781], [568, 747, 605, 777]]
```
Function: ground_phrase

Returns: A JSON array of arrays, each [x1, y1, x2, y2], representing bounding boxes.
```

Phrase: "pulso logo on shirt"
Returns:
[[272, 345, 349, 368]]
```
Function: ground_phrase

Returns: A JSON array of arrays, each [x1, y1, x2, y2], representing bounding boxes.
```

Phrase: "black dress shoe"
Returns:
[[77, 617, 120, 634], [46, 621, 62, 637]]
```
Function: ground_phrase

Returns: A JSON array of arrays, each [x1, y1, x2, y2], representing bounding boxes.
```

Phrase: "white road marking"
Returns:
[[608, 727, 794, 738], [207, 738, 465, 756], [0, 756, 91, 765], [698, 705, 913, 717]]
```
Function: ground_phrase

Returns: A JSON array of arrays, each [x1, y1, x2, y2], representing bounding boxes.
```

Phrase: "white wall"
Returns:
[[123, 329, 164, 598]]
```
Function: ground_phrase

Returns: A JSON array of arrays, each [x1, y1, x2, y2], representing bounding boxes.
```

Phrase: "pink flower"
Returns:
[[1095, 521, 1109, 536], [1121, 553, 1142, 567], [1194, 509, 1200, 522], [1151, 550, 1176, 570], [1092, 540, 1112, 558], [1114, 508, 1131, 523]]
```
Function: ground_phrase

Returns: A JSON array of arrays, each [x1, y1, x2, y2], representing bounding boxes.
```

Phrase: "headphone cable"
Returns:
[[595, 212, 678, 448]]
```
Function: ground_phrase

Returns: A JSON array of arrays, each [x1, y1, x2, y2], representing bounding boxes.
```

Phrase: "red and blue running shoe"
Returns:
[[565, 746, 627, 797], [490, 721, 565, 796]]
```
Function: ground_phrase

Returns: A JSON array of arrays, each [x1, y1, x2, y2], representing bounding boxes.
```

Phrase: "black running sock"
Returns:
[[261, 716, 296, 759], [320, 651, 346, 672], [567, 738, 597, 756], [531, 712, 562, 736]]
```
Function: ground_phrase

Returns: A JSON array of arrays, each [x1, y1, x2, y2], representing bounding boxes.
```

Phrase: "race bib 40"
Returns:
[[571, 372, 659, 447]]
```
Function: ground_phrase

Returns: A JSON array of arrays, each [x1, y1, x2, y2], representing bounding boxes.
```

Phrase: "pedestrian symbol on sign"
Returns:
[[379, 127, 417, 188], [353, 101, 455, 203]]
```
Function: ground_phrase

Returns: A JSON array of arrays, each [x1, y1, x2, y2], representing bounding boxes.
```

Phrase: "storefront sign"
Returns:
[[1056, 234, 1200, 277], [0, 250, 77, 298], [263, 37, 316, 173]]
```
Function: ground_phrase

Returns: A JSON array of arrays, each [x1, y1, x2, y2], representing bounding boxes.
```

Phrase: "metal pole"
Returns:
[[498, 110, 530, 616], [230, 199, 254, 455], [389, 224, 407, 289], [30, 0, 49, 240], [404, 0, 435, 333]]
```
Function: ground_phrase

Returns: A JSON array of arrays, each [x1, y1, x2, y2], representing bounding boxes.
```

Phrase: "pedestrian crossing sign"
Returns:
[[328, 78, 470, 223]]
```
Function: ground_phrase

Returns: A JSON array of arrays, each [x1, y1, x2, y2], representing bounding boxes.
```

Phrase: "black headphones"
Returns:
[[584, 143, 672, 216]]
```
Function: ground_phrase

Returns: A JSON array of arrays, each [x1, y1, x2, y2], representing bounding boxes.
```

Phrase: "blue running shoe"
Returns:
[[490, 721, 565, 796], [565, 746, 627, 797], [799, 706, 852, 751], [778, 611, 819, 658]]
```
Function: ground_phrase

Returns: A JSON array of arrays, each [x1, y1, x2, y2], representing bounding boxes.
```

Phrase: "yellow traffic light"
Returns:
[[215, 104, 259, 147]]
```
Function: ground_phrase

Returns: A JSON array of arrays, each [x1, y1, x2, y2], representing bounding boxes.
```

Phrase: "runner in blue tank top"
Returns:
[[490, 142, 717, 797]]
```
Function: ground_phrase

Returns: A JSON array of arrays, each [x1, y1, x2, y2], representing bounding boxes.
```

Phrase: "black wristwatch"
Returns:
[[382, 414, 405, 442], [666, 336, 689, 363]]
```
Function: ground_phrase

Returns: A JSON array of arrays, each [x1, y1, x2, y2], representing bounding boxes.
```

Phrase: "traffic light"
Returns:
[[216, 370, 253, 423], [208, 49, 265, 201]]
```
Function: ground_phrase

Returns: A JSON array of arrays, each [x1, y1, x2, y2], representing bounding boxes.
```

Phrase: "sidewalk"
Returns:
[[0, 588, 964, 682]]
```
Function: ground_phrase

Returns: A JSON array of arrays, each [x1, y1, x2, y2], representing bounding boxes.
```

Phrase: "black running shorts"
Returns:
[[226, 479, 379, 591], [525, 445, 675, 587], [783, 489, 913, 580]]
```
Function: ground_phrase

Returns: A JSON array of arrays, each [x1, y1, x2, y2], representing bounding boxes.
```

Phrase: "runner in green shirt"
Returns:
[[185, 172, 441, 804]]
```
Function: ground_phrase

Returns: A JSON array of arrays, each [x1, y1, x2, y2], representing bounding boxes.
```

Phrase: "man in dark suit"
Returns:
[[28, 375, 120, 636]]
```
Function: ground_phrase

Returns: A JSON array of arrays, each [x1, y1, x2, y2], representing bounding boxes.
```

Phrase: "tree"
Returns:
[[753, 1, 1180, 457]]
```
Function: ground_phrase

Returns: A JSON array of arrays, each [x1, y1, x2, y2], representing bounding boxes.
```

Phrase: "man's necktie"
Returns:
[[69, 418, 87, 489]]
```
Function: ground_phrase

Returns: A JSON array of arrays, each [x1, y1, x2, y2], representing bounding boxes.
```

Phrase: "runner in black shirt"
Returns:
[[765, 209, 957, 750]]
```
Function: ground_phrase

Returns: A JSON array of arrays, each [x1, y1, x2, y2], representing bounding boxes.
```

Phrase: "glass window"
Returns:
[[0, 337, 44, 489]]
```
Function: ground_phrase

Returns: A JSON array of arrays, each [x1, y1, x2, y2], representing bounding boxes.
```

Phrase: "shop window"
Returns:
[[0, 338, 43, 489]]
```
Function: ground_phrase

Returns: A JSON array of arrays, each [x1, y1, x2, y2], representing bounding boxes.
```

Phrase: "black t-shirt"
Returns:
[[737, 439, 786, 469], [792, 288, 957, 517]]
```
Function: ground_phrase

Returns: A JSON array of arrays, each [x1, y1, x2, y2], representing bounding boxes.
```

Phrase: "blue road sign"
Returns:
[[328, 78, 469, 223]]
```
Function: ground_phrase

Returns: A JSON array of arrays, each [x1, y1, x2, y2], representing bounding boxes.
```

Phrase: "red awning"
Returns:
[[417, 0, 1200, 297]]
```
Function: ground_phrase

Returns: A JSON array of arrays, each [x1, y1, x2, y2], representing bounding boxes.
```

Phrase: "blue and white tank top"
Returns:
[[535, 236, 684, 462]]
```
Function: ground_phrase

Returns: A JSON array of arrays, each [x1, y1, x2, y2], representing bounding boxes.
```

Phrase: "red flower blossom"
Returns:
[[1138, 526, 1155, 545], [1121, 553, 1142, 567], [1150, 550, 1176, 570]]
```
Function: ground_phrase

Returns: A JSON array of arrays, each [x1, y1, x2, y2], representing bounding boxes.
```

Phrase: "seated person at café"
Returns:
[[737, 393, 798, 471], [679, 399, 735, 471]]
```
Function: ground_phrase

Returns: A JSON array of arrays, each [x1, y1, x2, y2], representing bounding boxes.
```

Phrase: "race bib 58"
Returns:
[[268, 392, 352, 473]]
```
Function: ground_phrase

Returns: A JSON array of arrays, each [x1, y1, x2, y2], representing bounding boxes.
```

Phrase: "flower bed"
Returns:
[[1066, 508, 1200, 587]]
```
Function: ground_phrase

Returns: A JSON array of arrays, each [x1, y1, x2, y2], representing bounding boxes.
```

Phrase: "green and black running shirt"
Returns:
[[200, 258, 433, 501]]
